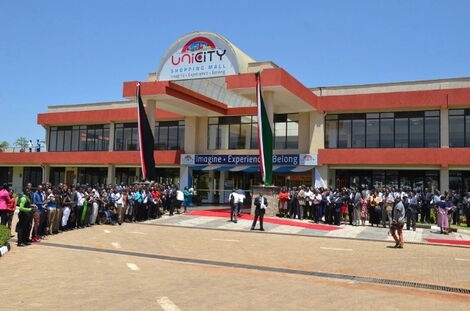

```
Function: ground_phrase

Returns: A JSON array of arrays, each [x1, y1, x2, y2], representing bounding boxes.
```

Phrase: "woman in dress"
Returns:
[[360, 193, 369, 226], [436, 195, 455, 234]]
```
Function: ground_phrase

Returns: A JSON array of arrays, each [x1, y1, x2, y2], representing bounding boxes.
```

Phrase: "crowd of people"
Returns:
[[274, 186, 470, 234], [0, 182, 193, 247], [1, 181, 470, 249]]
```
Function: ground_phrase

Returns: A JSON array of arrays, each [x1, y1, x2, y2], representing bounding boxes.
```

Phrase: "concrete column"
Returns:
[[440, 167, 449, 192], [145, 99, 156, 136], [208, 170, 215, 202], [184, 117, 197, 153], [179, 165, 190, 189], [218, 170, 226, 204], [44, 126, 49, 152], [42, 164, 50, 184], [298, 112, 310, 152], [12, 167, 23, 193], [309, 111, 325, 154], [107, 165, 115, 185], [108, 122, 115, 151], [440, 107, 449, 148]]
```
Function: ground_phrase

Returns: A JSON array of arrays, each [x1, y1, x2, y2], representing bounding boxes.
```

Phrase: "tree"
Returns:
[[0, 141, 9, 152], [14, 137, 29, 152]]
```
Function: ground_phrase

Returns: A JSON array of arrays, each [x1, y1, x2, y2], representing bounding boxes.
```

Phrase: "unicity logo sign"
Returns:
[[171, 37, 226, 66], [158, 35, 238, 81]]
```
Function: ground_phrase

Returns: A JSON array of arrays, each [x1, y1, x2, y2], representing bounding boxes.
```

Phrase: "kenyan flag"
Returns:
[[256, 72, 273, 186]]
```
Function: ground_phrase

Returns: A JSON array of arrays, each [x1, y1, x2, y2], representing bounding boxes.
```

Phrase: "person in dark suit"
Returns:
[[251, 193, 268, 231]]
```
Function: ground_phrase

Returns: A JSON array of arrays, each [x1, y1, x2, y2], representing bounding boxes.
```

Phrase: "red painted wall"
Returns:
[[38, 108, 182, 126], [0, 150, 182, 165], [318, 148, 470, 167]]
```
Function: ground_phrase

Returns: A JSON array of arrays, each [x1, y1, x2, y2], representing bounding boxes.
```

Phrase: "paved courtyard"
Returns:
[[2, 209, 470, 310]]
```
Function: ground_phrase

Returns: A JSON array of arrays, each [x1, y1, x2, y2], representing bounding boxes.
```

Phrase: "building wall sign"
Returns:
[[180, 154, 317, 166], [158, 33, 239, 81]]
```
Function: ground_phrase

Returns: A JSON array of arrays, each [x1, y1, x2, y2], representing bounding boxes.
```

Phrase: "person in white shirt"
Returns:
[[236, 189, 245, 216], [228, 189, 238, 223]]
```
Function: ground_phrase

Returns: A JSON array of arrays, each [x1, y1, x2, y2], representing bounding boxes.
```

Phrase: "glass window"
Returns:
[[395, 118, 409, 148], [424, 117, 439, 147], [274, 113, 298, 149], [154, 120, 184, 150], [229, 124, 241, 149], [366, 119, 380, 148], [325, 120, 338, 148], [79, 126, 87, 151], [449, 115, 464, 147], [218, 124, 229, 149], [250, 122, 258, 149], [286, 120, 299, 149], [326, 110, 439, 149], [208, 124, 218, 149], [338, 120, 351, 148], [49, 127, 57, 152], [207, 116, 258, 150], [409, 117, 424, 147], [380, 118, 394, 148], [63, 128, 72, 151], [56, 130, 64, 152], [274, 122, 286, 149], [71, 127, 79, 151], [351, 119, 365, 148], [114, 123, 138, 151], [241, 123, 251, 149]]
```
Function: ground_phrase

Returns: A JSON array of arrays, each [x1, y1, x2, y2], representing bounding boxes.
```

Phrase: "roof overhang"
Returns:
[[123, 80, 228, 116], [226, 68, 321, 113]]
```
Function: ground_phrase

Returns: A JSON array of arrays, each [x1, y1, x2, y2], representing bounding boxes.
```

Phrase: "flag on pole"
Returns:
[[256, 72, 273, 186], [136, 82, 156, 181]]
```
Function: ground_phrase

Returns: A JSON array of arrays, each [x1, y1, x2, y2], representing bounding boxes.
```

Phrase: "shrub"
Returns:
[[0, 225, 11, 246]]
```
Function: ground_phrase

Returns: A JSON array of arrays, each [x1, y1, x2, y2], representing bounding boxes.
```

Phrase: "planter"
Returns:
[[0, 242, 10, 257]]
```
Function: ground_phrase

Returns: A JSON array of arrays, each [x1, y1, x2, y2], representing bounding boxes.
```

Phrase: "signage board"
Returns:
[[180, 154, 317, 166], [158, 34, 239, 81]]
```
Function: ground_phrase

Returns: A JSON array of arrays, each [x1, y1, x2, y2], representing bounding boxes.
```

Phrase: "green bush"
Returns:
[[0, 225, 11, 246]]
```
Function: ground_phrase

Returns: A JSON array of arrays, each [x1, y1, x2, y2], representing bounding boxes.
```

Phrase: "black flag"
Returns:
[[136, 82, 156, 181]]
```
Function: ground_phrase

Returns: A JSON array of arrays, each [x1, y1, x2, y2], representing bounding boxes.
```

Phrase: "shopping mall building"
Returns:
[[2, 31, 470, 203]]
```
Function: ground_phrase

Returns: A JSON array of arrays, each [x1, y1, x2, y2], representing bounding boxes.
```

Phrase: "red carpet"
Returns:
[[424, 238, 470, 246], [186, 209, 341, 231]]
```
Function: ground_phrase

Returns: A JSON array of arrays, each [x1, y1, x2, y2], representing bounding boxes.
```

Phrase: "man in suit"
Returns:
[[251, 192, 268, 231]]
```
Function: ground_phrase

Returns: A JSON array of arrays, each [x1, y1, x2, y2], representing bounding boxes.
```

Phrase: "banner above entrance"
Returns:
[[180, 154, 317, 166], [157, 31, 254, 81]]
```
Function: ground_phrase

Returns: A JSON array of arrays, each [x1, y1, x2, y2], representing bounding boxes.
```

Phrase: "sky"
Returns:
[[1, 0, 470, 145]]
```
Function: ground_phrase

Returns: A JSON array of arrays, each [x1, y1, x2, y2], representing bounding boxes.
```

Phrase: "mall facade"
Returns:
[[2, 31, 470, 203]]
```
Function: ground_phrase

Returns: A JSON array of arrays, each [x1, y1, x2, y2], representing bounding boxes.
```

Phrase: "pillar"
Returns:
[[440, 167, 449, 192], [208, 170, 215, 202], [184, 117, 197, 153], [107, 165, 115, 185], [298, 112, 310, 152], [309, 111, 325, 154], [440, 107, 449, 148], [42, 164, 50, 184], [218, 170, 226, 204], [179, 165, 190, 189], [12, 167, 23, 193], [44, 126, 49, 152], [108, 122, 115, 151]]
